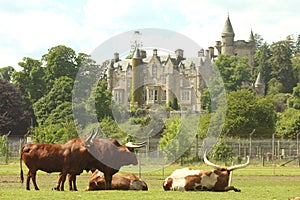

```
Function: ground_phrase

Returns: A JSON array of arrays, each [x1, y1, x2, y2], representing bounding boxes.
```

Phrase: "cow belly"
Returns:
[[169, 177, 187, 191]]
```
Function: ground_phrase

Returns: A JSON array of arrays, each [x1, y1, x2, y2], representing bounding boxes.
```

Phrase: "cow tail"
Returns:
[[20, 146, 24, 183]]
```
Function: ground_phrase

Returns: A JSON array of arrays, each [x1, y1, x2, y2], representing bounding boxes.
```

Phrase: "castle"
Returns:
[[106, 15, 260, 111]]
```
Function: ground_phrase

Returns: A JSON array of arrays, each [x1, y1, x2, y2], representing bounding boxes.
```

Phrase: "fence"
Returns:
[[1, 136, 300, 166]]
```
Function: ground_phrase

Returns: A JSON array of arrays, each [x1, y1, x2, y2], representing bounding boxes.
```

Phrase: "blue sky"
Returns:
[[1, 0, 299, 70]]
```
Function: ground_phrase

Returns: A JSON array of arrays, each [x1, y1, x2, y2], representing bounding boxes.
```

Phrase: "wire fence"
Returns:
[[1, 137, 300, 167]]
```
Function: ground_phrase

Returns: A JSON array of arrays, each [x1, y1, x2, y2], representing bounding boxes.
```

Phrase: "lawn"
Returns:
[[0, 162, 300, 200]]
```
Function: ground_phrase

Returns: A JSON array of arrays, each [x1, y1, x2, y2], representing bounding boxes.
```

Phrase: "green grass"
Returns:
[[1, 162, 300, 200]]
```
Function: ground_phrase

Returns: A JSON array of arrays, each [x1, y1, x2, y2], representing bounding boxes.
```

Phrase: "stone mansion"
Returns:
[[106, 16, 258, 112]]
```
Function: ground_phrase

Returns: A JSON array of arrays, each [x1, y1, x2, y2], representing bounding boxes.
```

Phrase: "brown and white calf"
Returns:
[[163, 152, 250, 192], [86, 170, 148, 191]]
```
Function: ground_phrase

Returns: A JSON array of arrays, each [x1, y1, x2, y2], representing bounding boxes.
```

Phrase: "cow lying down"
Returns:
[[163, 152, 250, 192], [86, 170, 148, 191]]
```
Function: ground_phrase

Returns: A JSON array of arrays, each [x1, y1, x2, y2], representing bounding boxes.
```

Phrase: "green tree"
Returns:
[[213, 54, 251, 91], [0, 79, 31, 136], [33, 76, 74, 125], [201, 88, 211, 111], [99, 116, 125, 139], [31, 120, 78, 144], [276, 108, 300, 138], [0, 66, 15, 82], [254, 42, 272, 92], [210, 140, 233, 165], [42, 45, 78, 91], [288, 83, 300, 109], [92, 80, 113, 121], [269, 39, 296, 93], [224, 89, 276, 137], [12, 57, 46, 103]]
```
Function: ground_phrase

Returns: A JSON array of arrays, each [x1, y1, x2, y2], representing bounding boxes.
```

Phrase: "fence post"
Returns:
[[5, 131, 11, 164]]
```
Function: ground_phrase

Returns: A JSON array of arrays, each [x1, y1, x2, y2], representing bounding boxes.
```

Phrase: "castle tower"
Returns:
[[107, 61, 115, 92], [254, 72, 265, 96], [131, 48, 144, 105], [221, 15, 235, 55]]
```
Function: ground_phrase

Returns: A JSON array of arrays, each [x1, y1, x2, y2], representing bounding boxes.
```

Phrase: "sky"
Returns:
[[1, 0, 299, 70]]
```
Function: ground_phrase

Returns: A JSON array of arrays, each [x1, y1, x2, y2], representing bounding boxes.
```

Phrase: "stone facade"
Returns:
[[107, 48, 211, 112], [107, 15, 258, 110]]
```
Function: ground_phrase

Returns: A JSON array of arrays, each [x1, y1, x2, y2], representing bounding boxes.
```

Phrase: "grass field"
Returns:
[[1, 162, 300, 200]]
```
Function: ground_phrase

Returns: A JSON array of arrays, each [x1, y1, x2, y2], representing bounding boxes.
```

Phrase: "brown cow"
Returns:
[[86, 169, 148, 191], [20, 138, 89, 191], [163, 152, 250, 192], [57, 137, 145, 191]]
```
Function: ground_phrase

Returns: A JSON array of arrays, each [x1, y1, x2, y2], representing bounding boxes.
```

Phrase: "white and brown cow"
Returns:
[[163, 152, 250, 192], [86, 170, 148, 191]]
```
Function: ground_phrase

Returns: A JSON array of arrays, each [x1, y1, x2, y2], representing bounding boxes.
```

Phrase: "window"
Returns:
[[180, 79, 183, 87], [190, 79, 194, 87], [154, 90, 158, 101], [149, 89, 153, 100], [152, 64, 157, 75], [181, 90, 190, 101]]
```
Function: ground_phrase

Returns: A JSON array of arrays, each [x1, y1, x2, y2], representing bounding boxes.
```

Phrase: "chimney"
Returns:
[[175, 49, 184, 58], [140, 50, 147, 58], [114, 52, 119, 62], [208, 47, 214, 58], [198, 48, 204, 57], [153, 49, 158, 56]]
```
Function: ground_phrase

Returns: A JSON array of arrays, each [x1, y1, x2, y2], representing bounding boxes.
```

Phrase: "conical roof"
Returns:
[[255, 72, 264, 87], [222, 15, 235, 35], [133, 48, 141, 59], [249, 29, 255, 42]]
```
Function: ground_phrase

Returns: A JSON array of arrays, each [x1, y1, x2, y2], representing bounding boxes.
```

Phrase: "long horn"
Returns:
[[227, 156, 250, 171], [125, 141, 146, 148], [86, 129, 95, 144], [203, 150, 222, 170]]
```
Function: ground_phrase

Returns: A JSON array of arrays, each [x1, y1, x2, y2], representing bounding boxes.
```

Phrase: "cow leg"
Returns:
[[104, 174, 112, 190], [68, 174, 77, 191], [224, 186, 241, 192], [31, 171, 39, 190], [26, 171, 31, 190], [68, 174, 73, 191], [72, 175, 77, 191], [59, 172, 67, 191]]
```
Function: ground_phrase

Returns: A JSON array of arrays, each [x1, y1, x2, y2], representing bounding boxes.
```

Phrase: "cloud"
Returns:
[[0, 0, 300, 70]]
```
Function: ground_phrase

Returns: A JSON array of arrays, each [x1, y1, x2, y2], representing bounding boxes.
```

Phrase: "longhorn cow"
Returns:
[[57, 137, 145, 191], [163, 152, 250, 192]]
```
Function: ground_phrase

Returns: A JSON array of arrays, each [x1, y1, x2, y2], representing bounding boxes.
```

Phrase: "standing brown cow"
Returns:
[[61, 138, 145, 191], [20, 138, 89, 191]]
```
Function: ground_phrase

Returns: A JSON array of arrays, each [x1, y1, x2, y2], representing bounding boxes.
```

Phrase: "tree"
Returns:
[[269, 39, 296, 93], [288, 83, 300, 109], [224, 89, 276, 137], [213, 54, 251, 91], [0, 79, 31, 136], [209, 140, 233, 165], [92, 80, 113, 121], [0, 66, 15, 82], [42, 45, 78, 91], [99, 116, 125, 139], [31, 120, 78, 144], [12, 57, 46, 103], [33, 76, 74, 125], [276, 108, 300, 138], [254, 42, 272, 92]]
